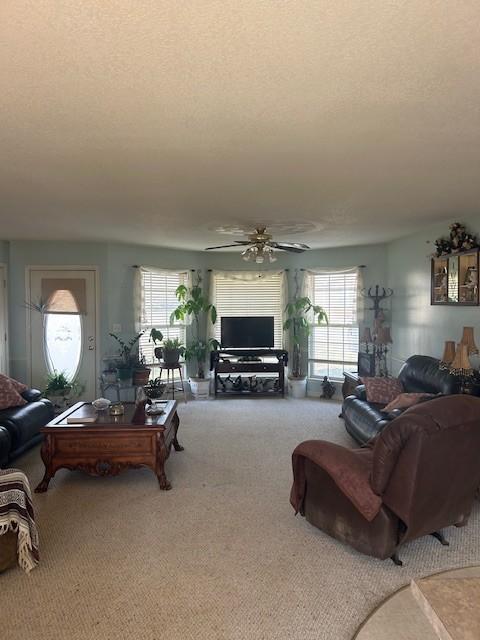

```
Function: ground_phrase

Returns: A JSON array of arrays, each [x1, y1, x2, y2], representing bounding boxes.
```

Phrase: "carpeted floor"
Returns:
[[2, 398, 479, 640]]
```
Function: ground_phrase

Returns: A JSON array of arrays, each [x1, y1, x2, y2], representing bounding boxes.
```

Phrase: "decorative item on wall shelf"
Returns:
[[359, 285, 394, 376], [430, 223, 479, 306], [433, 222, 478, 257]]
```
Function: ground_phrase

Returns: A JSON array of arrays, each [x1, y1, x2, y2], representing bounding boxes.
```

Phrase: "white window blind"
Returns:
[[309, 271, 359, 380], [138, 269, 187, 367], [212, 272, 284, 348]]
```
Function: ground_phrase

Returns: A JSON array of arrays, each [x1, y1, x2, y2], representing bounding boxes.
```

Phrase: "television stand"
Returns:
[[211, 349, 288, 397]]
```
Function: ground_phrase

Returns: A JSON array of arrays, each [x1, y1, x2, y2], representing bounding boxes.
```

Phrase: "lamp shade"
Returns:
[[441, 341, 456, 365], [460, 326, 479, 355], [376, 326, 393, 345], [361, 327, 373, 343], [450, 343, 473, 376]]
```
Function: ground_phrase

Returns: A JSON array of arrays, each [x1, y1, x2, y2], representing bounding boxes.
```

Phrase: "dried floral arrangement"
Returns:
[[433, 222, 478, 257]]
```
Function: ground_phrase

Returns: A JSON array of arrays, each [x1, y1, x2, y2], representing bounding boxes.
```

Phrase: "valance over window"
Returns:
[[41, 278, 87, 315]]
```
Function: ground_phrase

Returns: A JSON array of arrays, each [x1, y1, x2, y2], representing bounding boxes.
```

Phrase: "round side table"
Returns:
[[158, 363, 187, 403]]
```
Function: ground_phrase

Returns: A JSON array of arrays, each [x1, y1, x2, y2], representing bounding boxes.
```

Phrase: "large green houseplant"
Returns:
[[283, 296, 328, 397], [109, 331, 144, 382], [170, 275, 219, 398]]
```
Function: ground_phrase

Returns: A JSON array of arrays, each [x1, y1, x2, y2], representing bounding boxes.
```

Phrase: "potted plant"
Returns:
[[154, 337, 185, 366], [143, 377, 166, 400], [132, 354, 152, 386], [44, 370, 84, 411], [109, 331, 144, 384], [170, 275, 219, 399], [283, 297, 328, 398]]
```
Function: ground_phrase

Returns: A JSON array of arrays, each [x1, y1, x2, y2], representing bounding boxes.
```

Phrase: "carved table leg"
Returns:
[[35, 435, 55, 493], [156, 433, 172, 491], [172, 412, 184, 452]]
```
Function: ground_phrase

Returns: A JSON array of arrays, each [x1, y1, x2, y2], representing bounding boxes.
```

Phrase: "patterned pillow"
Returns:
[[0, 374, 28, 410], [383, 392, 436, 412], [8, 377, 28, 393], [362, 377, 404, 405]]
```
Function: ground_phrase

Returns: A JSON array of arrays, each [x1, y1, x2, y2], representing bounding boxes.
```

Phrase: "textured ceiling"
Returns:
[[1, 1, 480, 250]]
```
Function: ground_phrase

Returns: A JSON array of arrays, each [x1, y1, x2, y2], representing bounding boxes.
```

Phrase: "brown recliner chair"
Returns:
[[290, 395, 480, 564]]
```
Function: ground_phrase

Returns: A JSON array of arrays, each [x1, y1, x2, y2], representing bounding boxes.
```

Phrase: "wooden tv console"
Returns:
[[211, 349, 288, 397]]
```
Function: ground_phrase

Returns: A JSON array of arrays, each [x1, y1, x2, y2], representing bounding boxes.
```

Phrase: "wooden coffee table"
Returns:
[[35, 400, 183, 493]]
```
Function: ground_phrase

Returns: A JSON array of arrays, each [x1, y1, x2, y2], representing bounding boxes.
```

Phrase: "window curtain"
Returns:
[[207, 270, 288, 347], [133, 265, 193, 332], [304, 266, 364, 323]]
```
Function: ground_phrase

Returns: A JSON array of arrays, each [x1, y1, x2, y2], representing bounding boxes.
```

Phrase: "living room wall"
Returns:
[[5, 238, 387, 387], [387, 215, 480, 374]]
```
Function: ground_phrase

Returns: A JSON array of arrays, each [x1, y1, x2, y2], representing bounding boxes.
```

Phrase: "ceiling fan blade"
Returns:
[[233, 240, 252, 245], [204, 243, 246, 250], [269, 241, 310, 253]]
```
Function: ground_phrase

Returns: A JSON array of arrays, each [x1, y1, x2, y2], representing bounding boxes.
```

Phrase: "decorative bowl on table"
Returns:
[[92, 398, 111, 411]]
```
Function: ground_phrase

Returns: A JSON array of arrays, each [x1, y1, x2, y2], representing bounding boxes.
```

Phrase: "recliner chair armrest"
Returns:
[[291, 440, 382, 522], [21, 389, 43, 403], [382, 408, 403, 420], [354, 384, 367, 400]]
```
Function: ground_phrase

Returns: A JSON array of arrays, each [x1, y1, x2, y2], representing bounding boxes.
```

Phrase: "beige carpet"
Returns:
[[2, 398, 479, 640]]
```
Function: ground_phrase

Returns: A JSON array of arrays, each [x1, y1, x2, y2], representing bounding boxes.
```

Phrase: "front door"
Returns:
[[28, 268, 98, 400]]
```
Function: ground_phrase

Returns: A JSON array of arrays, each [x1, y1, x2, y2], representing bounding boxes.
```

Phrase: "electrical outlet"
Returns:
[[112, 324, 122, 333]]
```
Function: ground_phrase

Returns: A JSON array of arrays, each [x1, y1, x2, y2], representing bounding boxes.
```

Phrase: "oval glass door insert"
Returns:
[[44, 311, 83, 380]]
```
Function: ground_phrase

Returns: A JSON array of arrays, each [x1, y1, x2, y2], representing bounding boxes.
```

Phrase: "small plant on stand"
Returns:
[[170, 273, 219, 399], [283, 297, 328, 398]]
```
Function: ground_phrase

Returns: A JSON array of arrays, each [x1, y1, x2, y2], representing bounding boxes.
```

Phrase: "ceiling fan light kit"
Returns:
[[205, 227, 310, 262], [241, 244, 277, 264]]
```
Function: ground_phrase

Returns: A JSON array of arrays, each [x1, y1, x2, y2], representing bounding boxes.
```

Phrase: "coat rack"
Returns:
[[360, 285, 394, 376]]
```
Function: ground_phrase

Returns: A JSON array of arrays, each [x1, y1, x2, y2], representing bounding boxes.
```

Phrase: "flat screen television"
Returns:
[[221, 316, 274, 349]]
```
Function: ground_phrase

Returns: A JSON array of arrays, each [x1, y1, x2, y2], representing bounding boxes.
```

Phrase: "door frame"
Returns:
[[25, 265, 101, 395], [0, 263, 9, 375]]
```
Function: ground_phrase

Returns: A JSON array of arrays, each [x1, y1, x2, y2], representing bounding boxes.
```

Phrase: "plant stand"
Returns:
[[158, 363, 188, 403]]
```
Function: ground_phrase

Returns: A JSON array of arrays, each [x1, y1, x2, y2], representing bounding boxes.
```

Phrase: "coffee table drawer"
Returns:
[[54, 433, 155, 456]]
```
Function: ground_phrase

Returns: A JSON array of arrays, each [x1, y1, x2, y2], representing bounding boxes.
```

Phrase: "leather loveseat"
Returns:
[[0, 389, 54, 467], [342, 355, 461, 445], [291, 395, 480, 563]]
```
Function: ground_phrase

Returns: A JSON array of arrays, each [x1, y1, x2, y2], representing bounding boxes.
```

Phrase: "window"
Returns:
[[138, 269, 188, 375], [212, 272, 284, 348], [308, 270, 359, 380]]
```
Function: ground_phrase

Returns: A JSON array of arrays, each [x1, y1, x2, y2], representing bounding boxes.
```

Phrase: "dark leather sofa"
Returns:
[[0, 389, 54, 467], [343, 355, 461, 445], [291, 395, 480, 563]]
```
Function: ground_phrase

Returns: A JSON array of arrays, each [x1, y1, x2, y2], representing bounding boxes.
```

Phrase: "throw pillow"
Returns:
[[383, 392, 436, 412], [8, 377, 28, 393], [362, 377, 403, 405], [0, 374, 27, 410]]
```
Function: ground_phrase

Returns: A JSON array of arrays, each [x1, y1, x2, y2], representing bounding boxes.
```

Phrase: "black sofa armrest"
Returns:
[[21, 388, 43, 403], [354, 384, 367, 401]]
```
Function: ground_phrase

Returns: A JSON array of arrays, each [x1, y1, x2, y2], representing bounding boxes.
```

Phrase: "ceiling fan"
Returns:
[[205, 226, 310, 264]]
